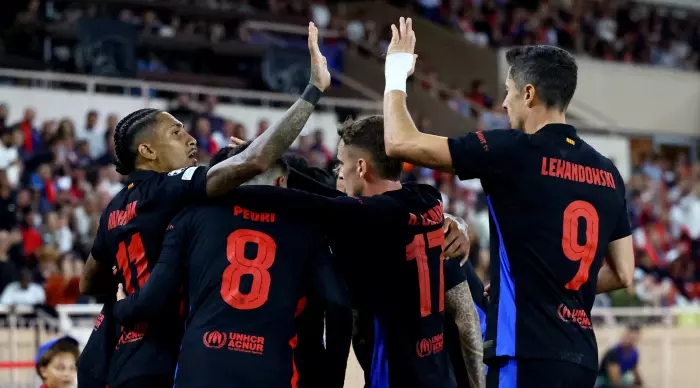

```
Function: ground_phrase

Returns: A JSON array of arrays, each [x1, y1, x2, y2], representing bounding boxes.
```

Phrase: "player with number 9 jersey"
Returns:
[[447, 124, 631, 386]]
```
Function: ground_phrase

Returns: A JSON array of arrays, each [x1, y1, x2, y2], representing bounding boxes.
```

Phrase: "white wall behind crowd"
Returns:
[[1, 86, 342, 150]]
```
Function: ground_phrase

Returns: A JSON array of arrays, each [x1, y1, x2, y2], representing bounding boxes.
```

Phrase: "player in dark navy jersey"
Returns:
[[284, 149, 479, 388], [112, 149, 352, 388], [382, 18, 635, 388], [77, 22, 332, 388], [231, 115, 483, 388]]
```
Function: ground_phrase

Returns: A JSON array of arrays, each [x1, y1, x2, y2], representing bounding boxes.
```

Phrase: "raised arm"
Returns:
[[205, 22, 331, 196], [383, 17, 453, 172]]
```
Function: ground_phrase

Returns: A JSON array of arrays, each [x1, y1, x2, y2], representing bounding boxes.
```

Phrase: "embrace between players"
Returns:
[[79, 17, 635, 388]]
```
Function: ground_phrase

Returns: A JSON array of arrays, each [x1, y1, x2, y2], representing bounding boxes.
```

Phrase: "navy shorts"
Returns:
[[486, 357, 596, 388]]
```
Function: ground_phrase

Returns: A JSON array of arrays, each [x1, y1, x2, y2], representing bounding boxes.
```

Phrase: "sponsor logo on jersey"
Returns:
[[201, 331, 265, 355], [117, 322, 148, 347], [203, 331, 227, 349], [416, 333, 444, 358], [168, 167, 187, 176], [557, 303, 592, 329]]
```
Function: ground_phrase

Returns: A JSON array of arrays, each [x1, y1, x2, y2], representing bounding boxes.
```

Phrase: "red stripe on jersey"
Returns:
[[289, 334, 299, 388]]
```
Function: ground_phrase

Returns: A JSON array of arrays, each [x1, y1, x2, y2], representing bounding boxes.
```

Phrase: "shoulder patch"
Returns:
[[168, 168, 187, 176], [181, 166, 199, 181]]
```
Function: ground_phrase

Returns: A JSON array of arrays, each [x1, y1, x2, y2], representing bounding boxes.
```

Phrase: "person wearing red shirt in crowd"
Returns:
[[193, 117, 219, 157]]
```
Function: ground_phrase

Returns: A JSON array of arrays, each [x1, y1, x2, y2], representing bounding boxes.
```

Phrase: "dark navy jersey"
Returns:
[[447, 125, 631, 370], [232, 182, 457, 388], [112, 188, 352, 388], [78, 166, 208, 386]]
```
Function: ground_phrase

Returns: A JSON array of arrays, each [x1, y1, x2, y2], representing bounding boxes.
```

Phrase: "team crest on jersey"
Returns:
[[168, 168, 187, 176]]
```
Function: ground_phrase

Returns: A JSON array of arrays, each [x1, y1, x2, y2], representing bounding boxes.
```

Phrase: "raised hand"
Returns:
[[388, 17, 417, 77], [308, 22, 331, 92]]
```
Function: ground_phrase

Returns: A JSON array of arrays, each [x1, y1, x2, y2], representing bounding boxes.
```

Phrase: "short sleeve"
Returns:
[[161, 166, 209, 203], [610, 173, 632, 241], [444, 259, 467, 292], [447, 130, 522, 180]]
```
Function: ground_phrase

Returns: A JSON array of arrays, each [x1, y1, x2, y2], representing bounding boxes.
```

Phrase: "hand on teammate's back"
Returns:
[[308, 22, 331, 92], [387, 17, 418, 77], [443, 217, 470, 260]]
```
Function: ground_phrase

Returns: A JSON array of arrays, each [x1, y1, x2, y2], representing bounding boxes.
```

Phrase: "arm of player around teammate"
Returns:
[[204, 23, 330, 197], [80, 222, 115, 296], [112, 210, 191, 325], [597, 181, 634, 294], [444, 214, 470, 260], [444, 265, 486, 388], [313, 241, 353, 388]]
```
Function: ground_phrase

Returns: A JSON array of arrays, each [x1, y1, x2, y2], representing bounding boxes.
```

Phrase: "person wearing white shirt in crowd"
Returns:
[[0, 267, 46, 306], [0, 125, 23, 187], [76, 110, 105, 159]]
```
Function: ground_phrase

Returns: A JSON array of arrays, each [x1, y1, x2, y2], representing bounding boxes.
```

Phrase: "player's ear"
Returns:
[[523, 84, 535, 108], [357, 158, 367, 179], [275, 175, 287, 188], [137, 143, 157, 161]]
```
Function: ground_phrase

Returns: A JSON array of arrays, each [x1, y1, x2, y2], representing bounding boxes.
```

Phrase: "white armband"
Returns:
[[384, 53, 414, 94]]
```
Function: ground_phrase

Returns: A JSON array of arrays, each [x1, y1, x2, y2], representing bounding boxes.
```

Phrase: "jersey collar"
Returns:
[[537, 123, 577, 138], [127, 169, 159, 184]]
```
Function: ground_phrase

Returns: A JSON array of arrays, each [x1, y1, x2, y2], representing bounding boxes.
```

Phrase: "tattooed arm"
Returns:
[[446, 281, 486, 388], [205, 22, 331, 197]]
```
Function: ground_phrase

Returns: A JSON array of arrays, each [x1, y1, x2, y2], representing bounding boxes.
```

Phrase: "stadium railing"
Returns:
[[1, 305, 699, 387]]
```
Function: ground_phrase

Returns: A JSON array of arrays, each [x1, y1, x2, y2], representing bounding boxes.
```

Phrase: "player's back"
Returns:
[[80, 167, 207, 386], [333, 183, 457, 388], [173, 189, 332, 388], [469, 125, 629, 370]]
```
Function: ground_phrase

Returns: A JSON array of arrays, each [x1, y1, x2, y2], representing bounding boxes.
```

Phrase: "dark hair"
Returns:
[[209, 141, 287, 173], [505, 45, 577, 111], [114, 109, 161, 175], [36, 339, 80, 377], [627, 324, 641, 333], [337, 115, 402, 180]]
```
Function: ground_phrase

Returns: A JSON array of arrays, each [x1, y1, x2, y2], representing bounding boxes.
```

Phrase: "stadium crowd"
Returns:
[[0, 99, 699, 312], [413, 0, 700, 71]]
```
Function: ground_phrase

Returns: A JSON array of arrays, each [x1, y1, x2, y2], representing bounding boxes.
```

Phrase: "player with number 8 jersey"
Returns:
[[77, 21, 332, 388]]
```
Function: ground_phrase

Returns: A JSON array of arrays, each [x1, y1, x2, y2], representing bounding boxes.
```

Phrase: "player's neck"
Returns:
[[363, 179, 402, 197], [524, 108, 567, 134], [135, 160, 168, 174]]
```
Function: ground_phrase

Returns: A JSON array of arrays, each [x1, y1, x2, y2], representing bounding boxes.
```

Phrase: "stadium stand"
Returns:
[[1, 1, 700, 388]]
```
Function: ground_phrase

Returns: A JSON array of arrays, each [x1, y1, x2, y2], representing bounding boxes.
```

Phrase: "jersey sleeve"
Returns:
[[161, 165, 209, 203], [447, 130, 521, 180], [610, 172, 632, 241], [444, 259, 468, 292], [312, 239, 352, 388], [112, 209, 191, 325], [90, 220, 111, 265]]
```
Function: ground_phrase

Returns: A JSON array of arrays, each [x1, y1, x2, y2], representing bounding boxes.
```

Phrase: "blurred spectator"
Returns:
[[0, 267, 46, 306], [200, 96, 224, 134], [41, 211, 73, 254], [0, 125, 23, 187], [13, 107, 40, 156], [77, 110, 105, 159], [596, 325, 643, 388], [257, 119, 270, 136], [35, 337, 80, 388], [194, 117, 218, 157]]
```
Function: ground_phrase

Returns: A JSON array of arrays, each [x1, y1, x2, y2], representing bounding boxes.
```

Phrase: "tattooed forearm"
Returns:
[[205, 98, 316, 196], [446, 281, 485, 388]]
